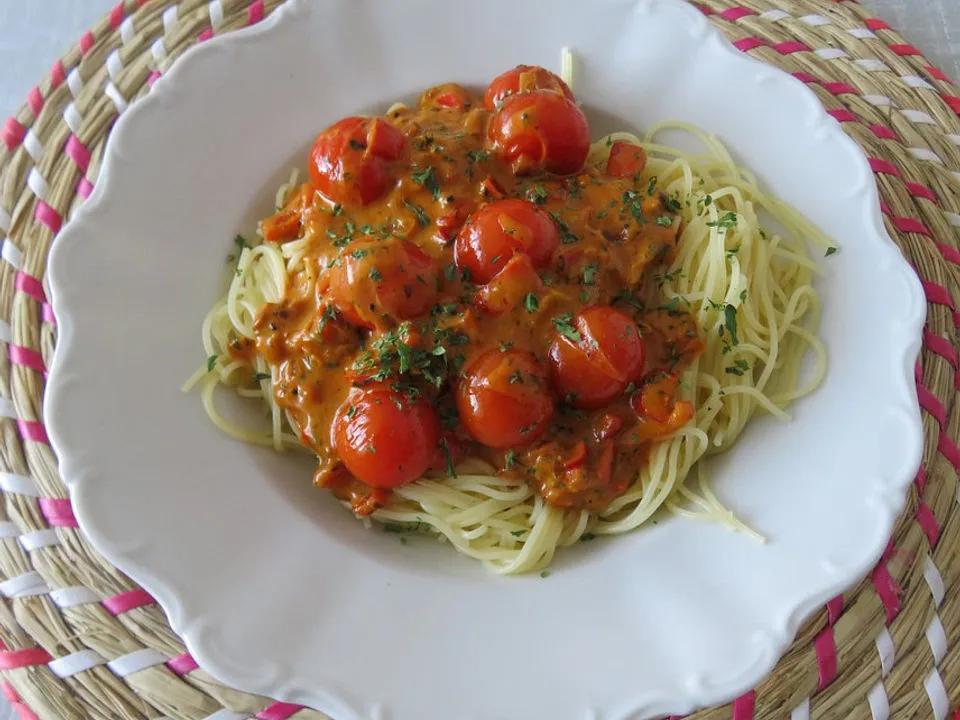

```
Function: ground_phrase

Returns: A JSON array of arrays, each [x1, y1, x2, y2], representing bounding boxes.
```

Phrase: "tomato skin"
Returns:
[[457, 349, 555, 449], [420, 83, 474, 111], [548, 307, 646, 409], [476, 253, 543, 315], [332, 386, 440, 489], [606, 141, 647, 179], [324, 239, 437, 330], [484, 65, 575, 110], [455, 198, 560, 283], [309, 117, 407, 206], [487, 91, 590, 176]]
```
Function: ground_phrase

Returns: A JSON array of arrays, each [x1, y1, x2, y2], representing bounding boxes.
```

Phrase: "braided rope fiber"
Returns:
[[0, 1, 956, 718]]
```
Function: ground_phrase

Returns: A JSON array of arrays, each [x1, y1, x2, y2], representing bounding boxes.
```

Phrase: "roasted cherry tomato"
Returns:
[[606, 141, 647, 179], [324, 239, 437, 330], [420, 83, 474, 111], [476, 253, 543, 315], [484, 65, 575, 110], [455, 198, 560, 283], [332, 386, 440, 489], [630, 372, 694, 441], [487, 90, 590, 176], [309, 117, 407, 206], [457, 349, 554, 449], [548, 307, 646, 409]]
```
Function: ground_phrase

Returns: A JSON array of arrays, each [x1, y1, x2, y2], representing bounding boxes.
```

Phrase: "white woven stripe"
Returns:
[[0, 397, 15, 419], [151, 38, 168, 63], [105, 83, 128, 114], [106, 50, 124, 83], [2, 240, 22, 269], [952, 172, 960, 185], [23, 129, 45, 163], [800, 14, 830, 26], [26, 168, 49, 202], [48, 649, 105, 678], [923, 668, 948, 720], [19, 529, 60, 551], [162, 6, 179, 33], [790, 698, 810, 720], [849, 27, 877, 39], [901, 75, 935, 90], [910, 147, 946, 164], [925, 614, 948, 664], [0, 319, 12, 343], [924, 555, 947, 605], [203, 711, 248, 720], [815, 48, 848, 60], [857, 58, 889, 72], [867, 681, 890, 720], [0, 522, 19, 539], [875, 627, 895, 677], [209, 0, 225, 28], [760, 9, 789, 21], [864, 94, 893, 107], [120, 17, 135, 45], [64, 102, 83, 135], [902, 109, 937, 124], [0, 571, 48, 598], [0, 472, 39, 497], [948, 134, 960, 146], [66, 68, 83, 98], [0, 206, 9, 234], [107, 648, 167, 677], [50, 585, 98, 609]]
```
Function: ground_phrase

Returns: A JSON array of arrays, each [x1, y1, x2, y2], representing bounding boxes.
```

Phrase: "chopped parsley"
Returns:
[[540, 570, 551, 578], [404, 200, 431, 227], [206, 355, 218, 373], [647, 176, 658, 196], [706, 211, 738, 230], [526, 184, 549, 205], [553, 313, 582, 343], [351, 248, 369, 259], [550, 212, 579, 244], [443, 263, 458, 282], [663, 196, 683, 213], [439, 437, 457, 478], [234, 234, 250, 251], [332, 203, 343, 216], [581, 262, 598, 286], [252, 372, 271, 382], [655, 215, 674, 227], [369, 267, 383, 281], [523, 292, 540, 313], [508, 370, 524, 385], [411, 166, 441, 199], [825, 246, 838, 257], [724, 303, 740, 344], [725, 359, 750, 376], [466, 149, 490, 163], [505, 450, 518, 470], [346, 405, 358, 419]]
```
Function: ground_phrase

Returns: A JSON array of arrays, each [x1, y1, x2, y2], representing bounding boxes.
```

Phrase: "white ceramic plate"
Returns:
[[45, 1, 926, 718]]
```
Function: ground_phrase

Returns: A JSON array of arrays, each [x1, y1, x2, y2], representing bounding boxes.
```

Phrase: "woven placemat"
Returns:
[[0, 0, 955, 718]]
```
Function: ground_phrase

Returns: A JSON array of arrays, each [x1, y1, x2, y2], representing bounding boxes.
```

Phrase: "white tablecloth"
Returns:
[[0, 1, 955, 719]]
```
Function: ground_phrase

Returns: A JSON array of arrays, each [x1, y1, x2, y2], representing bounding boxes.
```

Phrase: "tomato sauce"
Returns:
[[251, 66, 703, 515]]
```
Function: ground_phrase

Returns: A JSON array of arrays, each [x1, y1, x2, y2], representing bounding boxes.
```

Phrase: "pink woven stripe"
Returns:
[[872, 563, 901, 622], [257, 702, 305, 720], [77, 177, 94, 199], [827, 108, 858, 123], [774, 40, 809, 55], [2, 682, 39, 720], [915, 466, 927, 494], [826, 595, 844, 624], [938, 431, 960, 470], [731, 690, 756, 720], [79, 31, 95, 56], [166, 652, 199, 675], [41, 303, 56, 326], [147, 70, 163, 86], [65, 134, 91, 173], [720, 7, 756, 21], [865, 17, 891, 31], [248, 0, 265, 24], [50, 61, 66, 90], [34, 201, 63, 234], [926, 65, 949, 82], [26, 88, 43, 118], [869, 123, 898, 140], [824, 81, 857, 96], [943, 96, 960, 116], [892, 216, 932, 236], [792, 71, 817, 84], [17, 421, 48, 445], [935, 242, 960, 266], [39, 497, 77, 527], [869, 157, 901, 177], [921, 280, 955, 309], [734, 37, 766, 52], [198, 28, 214, 42], [108, 2, 125, 28], [15, 272, 46, 303], [9, 346, 46, 375], [2, 117, 26, 151], [695, 2, 714, 14], [915, 501, 941, 547], [889, 43, 921, 57], [905, 182, 937, 202], [917, 383, 946, 425], [925, 330, 959, 367], [0, 648, 52, 670], [813, 627, 838, 689], [103, 588, 155, 615]]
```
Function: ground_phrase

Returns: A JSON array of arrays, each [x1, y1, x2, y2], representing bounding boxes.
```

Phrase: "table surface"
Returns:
[[0, 1, 956, 719]]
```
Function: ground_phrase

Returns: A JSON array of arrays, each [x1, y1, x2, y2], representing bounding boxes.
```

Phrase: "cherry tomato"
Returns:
[[476, 253, 543, 315], [484, 65, 575, 110], [309, 117, 407, 206], [606, 141, 647, 179], [455, 198, 560, 283], [324, 239, 437, 330], [420, 83, 474, 111], [260, 183, 313, 243], [548, 307, 646, 409], [457, 349, 554, 449], [332, 386, 440, 489], [630, 373, 694, 442], [487, 90, 590, 176]]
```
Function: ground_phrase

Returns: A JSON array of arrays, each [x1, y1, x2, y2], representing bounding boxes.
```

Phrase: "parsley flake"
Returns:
[[553, 313, 582, 343]]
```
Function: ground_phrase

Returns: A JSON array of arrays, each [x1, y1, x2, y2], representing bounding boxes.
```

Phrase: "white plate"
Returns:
[[45, 1, 925, 718]]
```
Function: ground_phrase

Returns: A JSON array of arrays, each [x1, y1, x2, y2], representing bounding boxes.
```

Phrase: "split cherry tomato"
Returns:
[[487, 90, 590, 176], [484, 65, 575, 110], [476, 253, 543, 315], [630, 372, 695, 442], [606, 141, 647, 179], [332, 386, 440, 489], [420, 83, 475, 111], [455, 198, 559, 283], [549, 307, 646, 409], [309, 117, 407, 206], [457, 349, 554, 449]]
